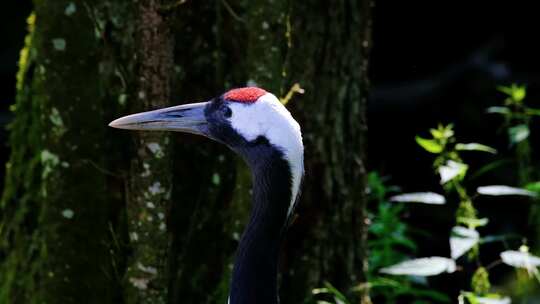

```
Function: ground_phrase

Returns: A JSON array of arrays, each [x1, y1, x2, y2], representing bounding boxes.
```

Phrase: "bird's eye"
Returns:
[[223, 107, 232, 118]]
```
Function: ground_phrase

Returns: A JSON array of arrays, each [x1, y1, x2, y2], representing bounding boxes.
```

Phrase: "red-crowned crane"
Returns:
[[109, 87, 304, 304]]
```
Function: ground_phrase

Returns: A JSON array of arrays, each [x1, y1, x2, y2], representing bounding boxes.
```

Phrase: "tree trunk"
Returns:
[[282, 1, 373, 303], [239, 1, 372, 303], [123, 1, 174, 303], [0, 1, 133, 302], [165, 2, 240, 303]]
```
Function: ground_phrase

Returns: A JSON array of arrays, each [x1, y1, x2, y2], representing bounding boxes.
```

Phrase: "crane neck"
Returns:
[[229, 143, 299, 304]]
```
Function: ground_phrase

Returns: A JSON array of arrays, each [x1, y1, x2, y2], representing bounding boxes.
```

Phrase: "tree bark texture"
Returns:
[[0, 1, 134, 302], [166, 2, 243, 303], [124, 1, 174, 303], [282, 1, 373, 303], [220, 1, 372, 303]]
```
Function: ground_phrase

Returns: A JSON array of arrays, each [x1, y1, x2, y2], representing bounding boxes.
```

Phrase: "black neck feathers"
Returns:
[[229, 139, 293, 304]]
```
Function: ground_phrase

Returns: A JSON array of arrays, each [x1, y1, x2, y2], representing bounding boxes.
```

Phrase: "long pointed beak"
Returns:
[[109, 102, 209, 136]]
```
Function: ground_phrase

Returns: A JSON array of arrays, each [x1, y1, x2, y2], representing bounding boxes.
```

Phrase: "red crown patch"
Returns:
[[224, 87, 267, 103]]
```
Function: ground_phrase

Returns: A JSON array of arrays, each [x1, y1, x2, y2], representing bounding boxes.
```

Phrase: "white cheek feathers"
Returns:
[[228, 93, 304, 215]]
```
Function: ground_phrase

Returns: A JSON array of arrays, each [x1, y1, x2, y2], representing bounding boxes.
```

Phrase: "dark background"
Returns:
[[1, 0, 539, 298]]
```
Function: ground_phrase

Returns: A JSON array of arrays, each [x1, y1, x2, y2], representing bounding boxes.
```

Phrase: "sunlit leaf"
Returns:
[[416, 136, 443, 153], [500, 250, 540, 272], [457, 217, 488, 229], [486, 106, 511, 115], [462, 292, 512, 304], [430, 124, 454, 139], [508, 124, 529, 144], [439, 160, 468, 184], [456, 143, 497, 154], [380, 257, 456, 276], [450, 226, 479, 259], [477, 185, 536, 197], [389, 192, 446, 205], [524, 181, 540, 194], [476, 296, 511, 304], [511, 86, 526, 102], [497, 84, 526, 102]]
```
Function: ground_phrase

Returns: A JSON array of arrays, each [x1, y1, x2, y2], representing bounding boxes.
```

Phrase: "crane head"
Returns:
[[109, 87, 303, 167]]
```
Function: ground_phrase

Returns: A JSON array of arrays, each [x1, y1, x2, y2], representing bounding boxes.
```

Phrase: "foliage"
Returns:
[[312, 282, 351, 304], [312, 83, 540, 303], [313, 172, 450, 303], [367, 172, 413, 270], [411, 120, 539, 303], [488, 84, 539, 184]]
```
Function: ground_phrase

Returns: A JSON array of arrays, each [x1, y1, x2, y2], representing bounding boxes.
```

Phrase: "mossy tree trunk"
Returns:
[[0, 1, 238, 303], [282, 1, 373, 303], [123, 1, 174, 303], [0, 1, 133, 303], [238, 1, 372, 303]]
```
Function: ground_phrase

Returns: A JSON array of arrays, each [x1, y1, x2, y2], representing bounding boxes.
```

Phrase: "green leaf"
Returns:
[[497, 85, 513, 96], [486, 106, 511, 115], [469, 159, 512, 180], [508, 124, 529, 144], [457, 217, 489, 229], [416, 136, 443, 153], [312, 282, 350, 304], [461, 292, 480, 304], [525, 181, 540, 193], [430, 124, 454, 139], [368, 277, 450, 302], [389, 192, 446, 205], [461, 292, 511, 304], [392, 235, 418, 250], [525, 108, 540, 116], [497, 84, 526, 102], [456, 143, 497, 154], [380, 257, 456, 276], [450, 226, 479, 259], [477, 185, 536, 197], [476, 295, 511, 304], [500, 250, 540, 271], [439, 160, 468, 184], [512, 86, 526, 102]]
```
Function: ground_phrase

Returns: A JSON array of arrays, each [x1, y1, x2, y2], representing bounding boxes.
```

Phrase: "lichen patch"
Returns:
[[146, 142, 164, 158], [64, 3, 77, 16], [129, 277, 149, 290], [61, 209, 74, 219], [52, 38, 66, 51], [148, 182, 164, 195]]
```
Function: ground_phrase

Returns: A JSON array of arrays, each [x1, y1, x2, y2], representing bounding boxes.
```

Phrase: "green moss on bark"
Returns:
[[0, 12, 44, 303], [1, 1, 137, 303]]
